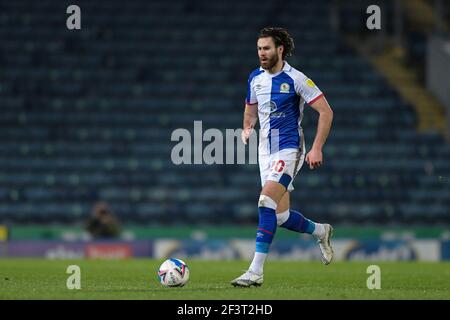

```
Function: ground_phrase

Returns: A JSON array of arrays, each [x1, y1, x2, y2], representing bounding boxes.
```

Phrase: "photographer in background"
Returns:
[[85, 201, 121, 239]]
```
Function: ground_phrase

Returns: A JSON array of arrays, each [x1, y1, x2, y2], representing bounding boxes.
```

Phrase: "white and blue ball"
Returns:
[[158, 258, 190, 287]]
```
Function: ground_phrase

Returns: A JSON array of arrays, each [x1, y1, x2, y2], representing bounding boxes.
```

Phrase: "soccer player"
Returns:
[[231, 27, 335, 287]]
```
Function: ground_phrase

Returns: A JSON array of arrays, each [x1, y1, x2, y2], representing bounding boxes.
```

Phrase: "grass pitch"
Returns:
[[0, 259, 449, 300]]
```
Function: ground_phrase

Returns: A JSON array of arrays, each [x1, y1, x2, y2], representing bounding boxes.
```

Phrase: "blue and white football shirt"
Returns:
[[246, 61, 323, 155]]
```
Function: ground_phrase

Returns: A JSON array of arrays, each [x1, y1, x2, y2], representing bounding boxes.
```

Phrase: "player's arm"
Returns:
[[241, 103, 258, 145], [305, 95, 333, 169]]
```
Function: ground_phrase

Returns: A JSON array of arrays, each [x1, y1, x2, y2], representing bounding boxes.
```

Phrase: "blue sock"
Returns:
[[255, 206, 277, 254], [280, 209, 315, 234]]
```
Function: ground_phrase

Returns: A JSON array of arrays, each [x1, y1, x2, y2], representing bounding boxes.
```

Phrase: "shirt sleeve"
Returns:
[[294, 73, 324, 105], [246, 75, 257, 105]]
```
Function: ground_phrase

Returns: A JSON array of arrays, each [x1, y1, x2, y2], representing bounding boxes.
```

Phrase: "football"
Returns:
[[158, 258, 190, 287]]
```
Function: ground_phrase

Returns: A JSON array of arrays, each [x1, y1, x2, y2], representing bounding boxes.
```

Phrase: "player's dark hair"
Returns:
[[258, 27, 295, 60]]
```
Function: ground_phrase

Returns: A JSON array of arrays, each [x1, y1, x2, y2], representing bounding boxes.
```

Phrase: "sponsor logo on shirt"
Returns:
[[270, 112, 285, 119], [306, 79, 316, 88]]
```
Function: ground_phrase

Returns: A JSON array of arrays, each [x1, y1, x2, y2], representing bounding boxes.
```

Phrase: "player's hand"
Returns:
[[305, 148, 323, 169], [241, 127, 254, 145]]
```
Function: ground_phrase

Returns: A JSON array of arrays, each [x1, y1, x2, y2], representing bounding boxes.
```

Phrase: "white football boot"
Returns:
[[230, 270, 263, 287], [317, 224, 334, 265]]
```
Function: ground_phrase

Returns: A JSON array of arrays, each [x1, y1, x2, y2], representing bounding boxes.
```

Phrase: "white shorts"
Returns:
[[258, 138, 305, 192]]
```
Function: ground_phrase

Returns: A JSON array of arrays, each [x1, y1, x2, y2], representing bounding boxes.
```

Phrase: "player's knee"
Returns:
[[258, 195, 277, 210]]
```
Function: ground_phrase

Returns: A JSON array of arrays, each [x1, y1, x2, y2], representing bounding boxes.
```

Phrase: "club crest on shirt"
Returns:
[[280, 83, 290, 93]]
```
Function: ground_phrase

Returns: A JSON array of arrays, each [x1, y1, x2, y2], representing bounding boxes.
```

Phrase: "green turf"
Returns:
[[0, 259, 449, 300]]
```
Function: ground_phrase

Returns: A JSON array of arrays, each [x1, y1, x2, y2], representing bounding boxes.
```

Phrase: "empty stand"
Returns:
[[0, 0, 449, 224]]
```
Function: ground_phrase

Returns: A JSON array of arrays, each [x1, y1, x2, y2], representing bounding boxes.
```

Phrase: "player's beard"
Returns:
[[260, 54, 279, 70]]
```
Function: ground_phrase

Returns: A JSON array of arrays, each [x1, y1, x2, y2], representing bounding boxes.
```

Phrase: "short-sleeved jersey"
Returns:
[[246, 61, 323, 155]]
